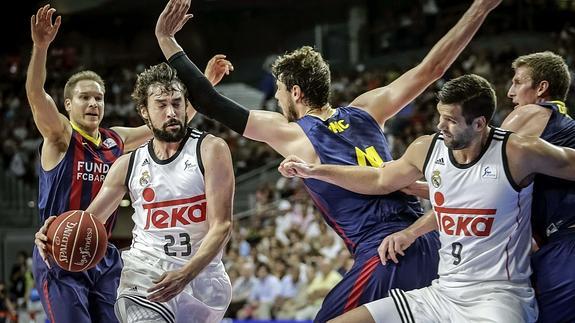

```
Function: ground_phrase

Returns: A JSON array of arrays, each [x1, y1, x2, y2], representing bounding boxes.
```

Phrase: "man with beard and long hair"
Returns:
[[154, 0, 501, 320], [35, 63, 235, 323], [278, 74, 575, 323]]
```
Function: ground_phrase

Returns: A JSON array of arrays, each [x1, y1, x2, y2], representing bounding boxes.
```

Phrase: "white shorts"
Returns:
[[365, 279, 537, 323], [115, 248, 232, 323]]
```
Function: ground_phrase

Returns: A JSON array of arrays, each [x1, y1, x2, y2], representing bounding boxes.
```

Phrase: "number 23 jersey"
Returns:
[[126, 128, 216, 265]]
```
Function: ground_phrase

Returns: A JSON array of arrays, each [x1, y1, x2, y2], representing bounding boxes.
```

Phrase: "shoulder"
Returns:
[[200, 134, 232, 160], [501, 104, 551, 133]]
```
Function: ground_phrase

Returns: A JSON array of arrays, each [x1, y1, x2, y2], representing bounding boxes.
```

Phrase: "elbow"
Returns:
[[419, 62, 447, 82]]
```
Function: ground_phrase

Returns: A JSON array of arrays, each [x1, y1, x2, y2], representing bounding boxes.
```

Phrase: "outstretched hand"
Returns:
[[34, 215, 57, 268], [278, 155, 314, 178], [205, 54, 234, 86], [155, 0, 193, 39], [31, 4, 61, 49]]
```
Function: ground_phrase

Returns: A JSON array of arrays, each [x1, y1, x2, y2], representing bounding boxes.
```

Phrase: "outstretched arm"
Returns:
[[148, 136, 234, 302], [155, 0, 311, 159], [351, 0, 501, 125], [26, 5, 70, 144], [511, 135, 575, 183], [85, 154, 130, 224], [278, 135, 433, 195]]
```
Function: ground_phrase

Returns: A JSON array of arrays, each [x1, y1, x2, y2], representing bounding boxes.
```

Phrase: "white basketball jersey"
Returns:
[[423, 128, 533, 286], [127, 128, 221, 266]]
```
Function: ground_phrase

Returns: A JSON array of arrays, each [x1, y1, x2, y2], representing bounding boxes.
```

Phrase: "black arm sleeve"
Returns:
[[168, 51, 250, 135]]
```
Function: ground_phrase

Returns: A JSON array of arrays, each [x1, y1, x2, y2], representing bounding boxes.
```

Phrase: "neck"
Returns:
[[451, 127, 491, 164], [152, 139, 182, 160], [70, 121, 100, 146], [303, 104, 333, 120]]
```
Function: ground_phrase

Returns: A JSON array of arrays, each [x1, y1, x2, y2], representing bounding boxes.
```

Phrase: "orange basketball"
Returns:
[[45, 210, 108, 272]]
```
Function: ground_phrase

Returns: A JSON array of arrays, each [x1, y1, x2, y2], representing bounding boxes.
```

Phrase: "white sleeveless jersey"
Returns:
[[423, 128, 533, 286], [127, 128, 222, 266]]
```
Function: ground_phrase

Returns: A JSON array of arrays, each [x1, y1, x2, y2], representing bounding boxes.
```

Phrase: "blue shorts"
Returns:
[[314, 231, 439, 323], [32, 243, 122, 323], [532, 231, 575, 323]]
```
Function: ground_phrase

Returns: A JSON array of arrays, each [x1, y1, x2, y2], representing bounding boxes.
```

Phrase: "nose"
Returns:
[[88, 97, 98, 106], [437, 119, 447, 132], [507, 85, 514, 99], [166, 104, 177, 118]]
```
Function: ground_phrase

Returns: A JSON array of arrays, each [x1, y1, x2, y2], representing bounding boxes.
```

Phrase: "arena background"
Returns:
[[0, 0, 574, 321]]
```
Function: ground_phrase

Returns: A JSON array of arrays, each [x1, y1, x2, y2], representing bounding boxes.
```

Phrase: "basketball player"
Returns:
[[278, 74, 575, 323], [36, 62, 234, 323], [501, 51, 575, 323], [28, 5, 231, 322], [154, 0, 500, 320]]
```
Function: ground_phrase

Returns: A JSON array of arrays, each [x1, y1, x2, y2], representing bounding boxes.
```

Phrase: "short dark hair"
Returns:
[[272, 46, 331, 108], [512, 51, 571, 101], [64, 70, 105, 100], [437, 74, 496, 124], [131, 63, 187, 111]]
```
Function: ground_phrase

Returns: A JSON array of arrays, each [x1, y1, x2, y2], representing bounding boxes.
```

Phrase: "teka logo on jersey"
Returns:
[[433, 191, 496, 237], [141, 188, 207, 229]]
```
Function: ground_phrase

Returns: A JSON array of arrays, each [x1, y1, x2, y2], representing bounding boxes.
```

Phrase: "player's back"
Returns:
[[296, 106, 423, 254], [38, 127, 124, 236], [534, 101, 575, 239]]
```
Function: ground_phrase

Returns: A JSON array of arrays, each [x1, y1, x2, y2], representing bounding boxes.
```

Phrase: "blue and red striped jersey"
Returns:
[[296, 106, 423, 255], [38, 127, 125, 236]]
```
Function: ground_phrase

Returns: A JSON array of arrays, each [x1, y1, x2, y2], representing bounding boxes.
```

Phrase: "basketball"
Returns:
[[45, 210, 108, 272]]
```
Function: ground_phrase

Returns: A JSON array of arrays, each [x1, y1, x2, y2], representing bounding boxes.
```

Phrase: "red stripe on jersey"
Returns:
[[344, 255, 380, 312], [69, 133, 84, 210], [142, 194, 206, 210], [43, 279, 56, 323], [433, 206, 496, 215], [305, 186, 356, 250]]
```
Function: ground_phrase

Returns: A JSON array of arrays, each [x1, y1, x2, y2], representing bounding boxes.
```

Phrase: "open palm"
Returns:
[[31, 4, 61, 48]]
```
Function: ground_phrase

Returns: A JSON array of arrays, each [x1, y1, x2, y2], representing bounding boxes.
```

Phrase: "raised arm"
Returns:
[[155, 0, 312, 159], [350, 0, 501, 125], [85, 154, 130, 224], [148, 135, 234, 303], [279, 135, 433, 195], [26, 5, 70, 145]]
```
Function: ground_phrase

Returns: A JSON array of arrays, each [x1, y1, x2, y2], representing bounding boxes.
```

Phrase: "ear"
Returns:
[[290, 85, 303, 102], [64, 98, 72, 114], [535, 80, 549, 98], [473, 116, 487, 131], [139, 105, 149, 121]]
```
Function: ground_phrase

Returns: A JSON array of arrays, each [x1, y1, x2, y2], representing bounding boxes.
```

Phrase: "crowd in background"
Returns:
[[1, 2, 575, 321]]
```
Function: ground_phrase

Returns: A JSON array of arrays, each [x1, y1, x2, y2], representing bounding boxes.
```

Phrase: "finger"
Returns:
[[388, 240, 399, 264], [54, 15, 62, 31], [378, 240, 388, 265], [38, 248, 50, 269], [46, 8, 56, 23], [31, 15, 36, 29], [395, 241, 405, 257], [213, 54, 227, 60]]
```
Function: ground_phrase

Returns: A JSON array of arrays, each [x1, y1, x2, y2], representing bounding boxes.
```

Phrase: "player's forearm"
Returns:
[[156, 35, 184, 62], [168, 51, 249, 134], [311, 164, 396, 195], [402, 181, 430, 200], [405, 209, 438, 238], [25, 45, 49, 97], [182, 219, 232, 280], [419, 1, 493, 78]]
